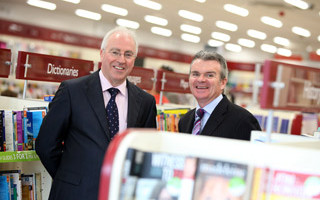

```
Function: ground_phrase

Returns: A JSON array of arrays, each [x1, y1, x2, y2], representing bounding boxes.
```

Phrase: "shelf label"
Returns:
[[16, 51, 94, 82], [0, 151, 39, 162], [0, 48, 11, 78]]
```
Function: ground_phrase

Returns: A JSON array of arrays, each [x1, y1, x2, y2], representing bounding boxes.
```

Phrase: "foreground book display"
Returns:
[[99, 129, 320, 200]]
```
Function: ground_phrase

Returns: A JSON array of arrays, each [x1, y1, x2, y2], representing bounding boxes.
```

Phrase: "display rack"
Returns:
[[99, 129, 320, 200], [0, 96, 50, 199]]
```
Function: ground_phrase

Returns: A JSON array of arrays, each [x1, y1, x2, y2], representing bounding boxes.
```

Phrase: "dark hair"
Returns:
[[190, 50, 228, 79]]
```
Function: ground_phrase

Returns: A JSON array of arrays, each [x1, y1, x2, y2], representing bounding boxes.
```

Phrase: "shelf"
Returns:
[[0, 150, 39, 163]]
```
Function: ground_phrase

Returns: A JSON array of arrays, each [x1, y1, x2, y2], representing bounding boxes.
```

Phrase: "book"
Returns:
[[4, 110, 14, 151], [0, 110, 4, 151], [250, 167, 320, 200], [0, 170, 22, 200], [193, 158, 248, 200], [0, 175, 10, 200], [21, 174, 35, 200]]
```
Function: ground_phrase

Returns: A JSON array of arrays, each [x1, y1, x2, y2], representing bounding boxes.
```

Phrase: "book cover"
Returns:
[[0, 175, 10, 200], [25, 107, 46, 150], [250, 168, 320, 200], [21, 174, 34, 200], [193, 158, 248, 200], [0, 110, 4, 151], [0, 170, 22, 200], [14, 111, 24, 151], [4, 110, 14, 151]]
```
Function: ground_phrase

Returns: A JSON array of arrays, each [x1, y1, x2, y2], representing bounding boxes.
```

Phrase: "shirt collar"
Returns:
[[99, 70, 127, 95], [196, 94, 223, 116]]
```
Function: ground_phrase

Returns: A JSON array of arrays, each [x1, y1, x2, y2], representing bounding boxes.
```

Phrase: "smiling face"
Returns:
[[189, 59, 227, 107], [100, 31, 136, 86]]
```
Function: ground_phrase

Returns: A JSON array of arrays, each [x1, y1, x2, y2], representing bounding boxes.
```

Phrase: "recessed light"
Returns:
[[225, 43, 242, 52], [101, 4, 128, 16], [133, 0, 162, 10], [144, 15, 168, 26], [273, 37, 290, 46], [62, 0, 80, 4], [247, 29, 267, 40], [151, 27, 172, 37], [284, 0, 309, 10], [277, 48, 292, 57], [215, 20, 238, 32], [261, 44, 277, 53], [27, 0, 56, 10], [178, 10, 203, 22], [180, 24, 201, 34], [261, 16, 283, 28], [75, 9, 101, 20], [223, 4, 248, 17], [211, 32, 230, 42], [116, 19, 140, 29], [181, 33, 200, 43], [208, 39, 224, 47], [292, 26, 311, 37], [237, 38, 255, 48]]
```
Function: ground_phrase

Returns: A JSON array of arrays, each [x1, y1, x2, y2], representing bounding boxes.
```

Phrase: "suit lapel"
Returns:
[[186, 109, 196, 133], [127, 81, 141, 127], [201, 96, 229, 136], [85, 71, 110, 140]]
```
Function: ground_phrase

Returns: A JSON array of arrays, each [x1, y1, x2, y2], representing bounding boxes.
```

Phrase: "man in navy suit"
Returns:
[[35, 26, 157, 200], [178, 50, 261, 140]]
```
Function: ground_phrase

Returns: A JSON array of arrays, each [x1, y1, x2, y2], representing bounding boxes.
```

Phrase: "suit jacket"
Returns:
[[35, 70, 157, 200], [178, 95, 261, 140]]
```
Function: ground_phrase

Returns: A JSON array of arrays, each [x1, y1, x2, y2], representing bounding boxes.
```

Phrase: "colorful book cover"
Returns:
[[21, 174, 34, 200], [0, 170, 22, 200], [0, 110, 4, 151], [193, 158, 248, 200], [0, 175, 10, 200], [250, 168, 320, 200]]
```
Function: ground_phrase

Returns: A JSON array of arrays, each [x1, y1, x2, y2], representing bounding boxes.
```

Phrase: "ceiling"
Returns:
[[3, 0, 320, 57]]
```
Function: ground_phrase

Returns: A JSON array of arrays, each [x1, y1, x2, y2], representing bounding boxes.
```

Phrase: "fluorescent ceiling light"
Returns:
[[247, 29, 267, 40], [225, 43, 242, 52], [194, 0, 206, 3], [116, 19, 140, 29], [181, 33, 200, 43], [27, 0, 56, 10], [317, 49, 320, 56], [292, 26, 311, 37], [101, 4, 128, 16], [62, 0, 80, 4], [273, 37, 290, 46], [261, 44, 277, 53], [261, 16, 283, 28], [211, 32, 230, 42], [178, 10, 203, 22], [284, 0, 309, 10], [223, 4, 248, 17], [180, 24, 202, 35], [277, 48, 292, 57], [215, 20, 238, 32], [237, 38, 255, 48], [151, 27, 172, 37], [318, 35, 320, 42], [75, 9, 101, 20], [133, 0, 162, 10], [144, 15, 168, 26], [208, 39, 224, 47]]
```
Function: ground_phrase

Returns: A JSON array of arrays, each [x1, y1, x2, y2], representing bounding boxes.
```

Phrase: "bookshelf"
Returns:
[[0, 96, 51, 199]]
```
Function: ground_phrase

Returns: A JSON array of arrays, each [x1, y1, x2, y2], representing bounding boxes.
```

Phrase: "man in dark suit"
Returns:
[[178, 50, 261, 140], [35, 26, 157, 200]]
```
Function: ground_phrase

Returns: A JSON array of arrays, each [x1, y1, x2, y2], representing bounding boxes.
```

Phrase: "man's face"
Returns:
[[189, 59, 227, 107], [100, 32, 136, 86]]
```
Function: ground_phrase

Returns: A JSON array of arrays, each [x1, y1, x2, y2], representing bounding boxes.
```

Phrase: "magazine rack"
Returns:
[[99, 129, 320, 200]]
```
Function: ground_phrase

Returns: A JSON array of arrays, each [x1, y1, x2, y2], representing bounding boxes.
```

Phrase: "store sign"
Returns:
[[260, 60, 320, 112], [16, 51, 94, 82], [128, 67, 155, 90], [156, 70, 191, 93], [0, 48, 11, 78]]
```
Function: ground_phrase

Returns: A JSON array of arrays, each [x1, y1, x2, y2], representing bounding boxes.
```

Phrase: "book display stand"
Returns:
[[99, 129, 320, 200]]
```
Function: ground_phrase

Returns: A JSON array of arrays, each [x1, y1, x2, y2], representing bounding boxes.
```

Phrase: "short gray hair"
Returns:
[[100, 26, 138, 55], [191, 50, 228, 79]]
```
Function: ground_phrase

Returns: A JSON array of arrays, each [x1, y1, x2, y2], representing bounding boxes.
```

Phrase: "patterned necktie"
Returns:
[[106, 88, 120, 138], [192, 108, 205, 135]]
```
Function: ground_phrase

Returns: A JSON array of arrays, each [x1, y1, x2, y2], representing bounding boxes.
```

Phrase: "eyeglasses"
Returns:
[[108, 50, 136, 60]]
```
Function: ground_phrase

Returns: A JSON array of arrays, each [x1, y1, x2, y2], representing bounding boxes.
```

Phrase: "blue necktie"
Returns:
[[106, 88, 119, 138], [192, 108, 205, 135]]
